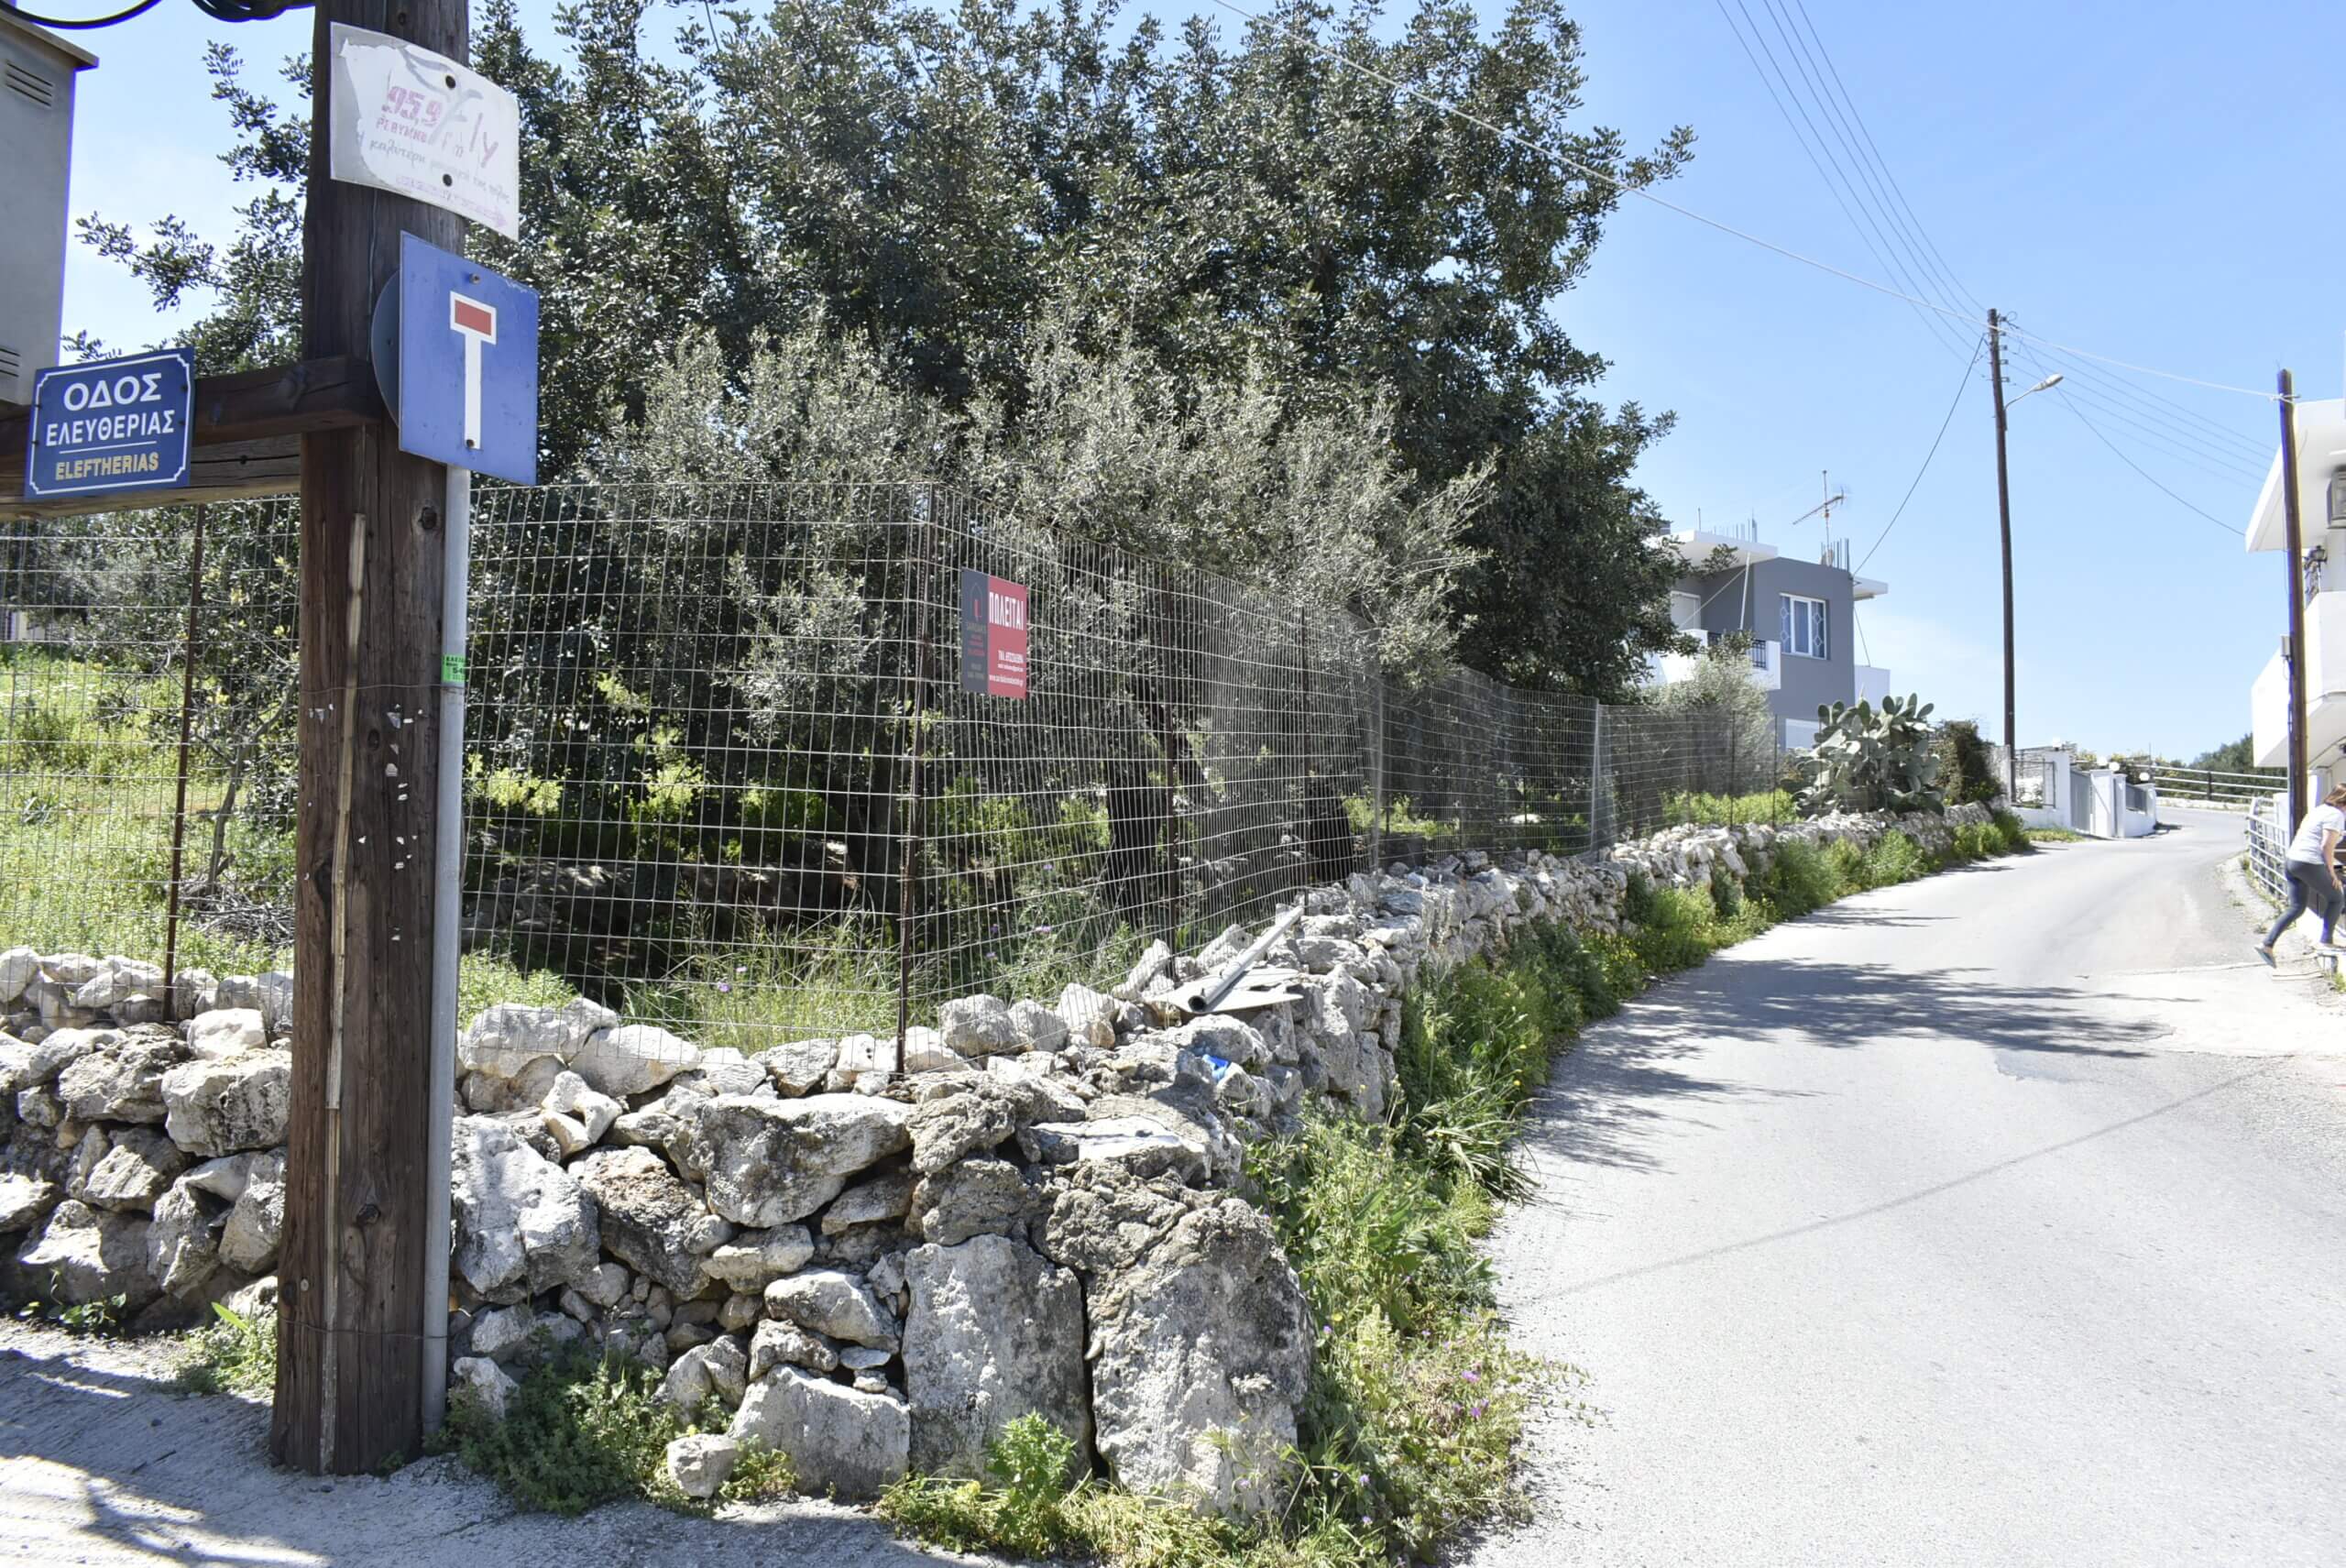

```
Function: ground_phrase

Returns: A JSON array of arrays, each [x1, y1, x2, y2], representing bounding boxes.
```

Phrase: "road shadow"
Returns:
[[1525, 955, 2172, 1179], [0, 1333, 975, 1568]]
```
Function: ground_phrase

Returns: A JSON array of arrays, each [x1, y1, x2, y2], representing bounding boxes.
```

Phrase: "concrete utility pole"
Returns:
[[273, 0, 466, 1475], [2279, 369, 2309, 832], [1988, 309, 2017, 801]]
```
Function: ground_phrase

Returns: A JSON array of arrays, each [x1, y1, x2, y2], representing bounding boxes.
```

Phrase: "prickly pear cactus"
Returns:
[[1798, 693, 1946, 817]]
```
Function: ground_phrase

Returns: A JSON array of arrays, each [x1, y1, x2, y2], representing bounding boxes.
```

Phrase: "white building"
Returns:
[[2244, 398, 2346, 779]]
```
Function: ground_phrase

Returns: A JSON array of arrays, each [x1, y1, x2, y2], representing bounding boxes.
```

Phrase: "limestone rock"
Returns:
[[763, 1267, 899, 1350], [540, 1070, 621, 1143], [56, 1035, 181, 1124], [911, 1158, 1036, 1246], [457, 998, 616, 1081], [693, 1095, 912, 1227], [1088, 1200, 1311, 1514], [670, 1048, 764, 1099], [0, 1171, 60, 1234], [571, 1146, 709, 1297], [215, 971, 294, 1036], [903, 1234, 1090, 1481], [0, 948, 36, 1005], [1018, 1115, 1208, 1185], [1007, 1000, 1068, 1054], [159, 1049, 291, 1157], [702, 1224, 816, 1290], [939, 994, 1019, 1058], [78, 1127, 189, 1211], [905, 1088, 1016, 1177], [570, 1024, 697, 1098], [147, 1179, 225, 1297], [469, 1303, 538, 1362], [748, 1317, 840, 1378], [1056, 983, 1118, 1049], [16, 1199, 157, 1308], [184, 1009, 267, 1060], [659, 1332, 749, 1411], [753, 1038, 838, 1097], [179, 1150, 278, 1203], [217, 1179, 283, 1275], [451, 1115, 602, 1300], [821, 1169, 915, 1235], [453, 1356, 520, 1420], [665, 1433, 740, 1499], [728, 1367, 908, 1501]]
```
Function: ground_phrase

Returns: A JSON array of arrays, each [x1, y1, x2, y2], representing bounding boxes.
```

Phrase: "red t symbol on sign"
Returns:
[[449, 292, 498, 453]]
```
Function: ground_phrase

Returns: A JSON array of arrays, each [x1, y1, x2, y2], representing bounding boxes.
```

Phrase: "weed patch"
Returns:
[[434, 1344, 792, 1514], [175, 1302, 277, 1397]]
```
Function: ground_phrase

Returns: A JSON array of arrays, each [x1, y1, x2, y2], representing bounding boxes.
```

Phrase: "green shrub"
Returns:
[[1619, 867, 1657, 928], [1708, 872, 1744, 923], [436, 1344, 792, 1514], [1758, 839, 1844, 916], [1858, 830, 1928, 887], [1663, 788, 1795, 828], [1628, 887, 1716, 974], [1990, 808, 2032, 853], [176, 1302, 277, 1397]]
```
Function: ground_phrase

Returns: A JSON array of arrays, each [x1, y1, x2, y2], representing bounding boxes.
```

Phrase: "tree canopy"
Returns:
[[80, 0, 1693, 693]]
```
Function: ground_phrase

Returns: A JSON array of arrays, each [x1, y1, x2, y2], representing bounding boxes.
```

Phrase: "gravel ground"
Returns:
[[0, 1318, 1003, 1567], [1460, 809, 2346, 1567]]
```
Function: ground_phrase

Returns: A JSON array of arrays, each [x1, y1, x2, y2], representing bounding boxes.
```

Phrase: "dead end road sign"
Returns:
[[395, 233, 539, 485], [21, 348, 194, 500]]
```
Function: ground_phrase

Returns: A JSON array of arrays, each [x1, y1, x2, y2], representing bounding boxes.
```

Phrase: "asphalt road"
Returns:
[[1463, 809, 2346, 1568]]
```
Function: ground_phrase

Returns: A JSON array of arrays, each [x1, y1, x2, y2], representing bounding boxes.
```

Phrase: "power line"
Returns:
[[0, 0, 163, 27], [1197, 0, 2280, 402], [1715, 0, 1972, 361], [2051, 387, 2245, 536], [1857, 334, 1984, 573]]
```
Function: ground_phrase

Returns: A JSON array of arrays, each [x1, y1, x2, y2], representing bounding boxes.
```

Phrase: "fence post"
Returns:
[[161, 504, 206, 1001], [1727, 713, 1745, 830], [894, 492, 936, 1069], [1370, 665, 1385, 872], [1590, 701, 1607, 850]]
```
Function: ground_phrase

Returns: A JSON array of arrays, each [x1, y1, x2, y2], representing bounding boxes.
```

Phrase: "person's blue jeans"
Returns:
[[2265, 860, 2339, 948]]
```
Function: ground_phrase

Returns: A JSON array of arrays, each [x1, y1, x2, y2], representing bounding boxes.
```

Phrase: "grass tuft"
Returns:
[[175, 1302, 277, 1397]]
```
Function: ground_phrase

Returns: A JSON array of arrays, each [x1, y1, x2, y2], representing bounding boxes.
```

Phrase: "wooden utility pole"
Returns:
[[273, 0, 465, 1475], [2279, 369, 2309, 832], [1988, 309, 2017, 801]]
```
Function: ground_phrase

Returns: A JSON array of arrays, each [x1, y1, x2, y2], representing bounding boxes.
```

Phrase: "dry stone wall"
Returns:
[[0, 804, 1989, 1508]]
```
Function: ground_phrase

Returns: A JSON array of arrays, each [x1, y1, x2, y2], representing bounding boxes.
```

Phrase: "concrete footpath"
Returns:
[[1463, 809, 2346, 1567], [0, 1321, 992, 1567]]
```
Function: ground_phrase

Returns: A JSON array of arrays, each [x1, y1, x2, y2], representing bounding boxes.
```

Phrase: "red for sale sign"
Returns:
[[958, 570, 1029, 699]]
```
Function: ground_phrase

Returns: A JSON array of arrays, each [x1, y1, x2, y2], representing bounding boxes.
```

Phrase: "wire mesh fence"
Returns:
[[0, 506, 300, 992], [1, 484, 1793, 1053]]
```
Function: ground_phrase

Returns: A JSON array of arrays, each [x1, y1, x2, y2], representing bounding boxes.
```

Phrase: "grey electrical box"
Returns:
[[0, 10, 95, 408]]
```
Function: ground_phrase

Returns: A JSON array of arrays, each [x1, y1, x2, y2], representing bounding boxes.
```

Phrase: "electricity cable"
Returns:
[[1197, 0, 2280, 401], [1855, 334, 1984, 573], [2051, 387, 2245, 537]]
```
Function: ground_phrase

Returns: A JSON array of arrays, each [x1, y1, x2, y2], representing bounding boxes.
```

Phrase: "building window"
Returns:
[[1781, 594, 1829, 659], [1670, 590, 1700, 631]]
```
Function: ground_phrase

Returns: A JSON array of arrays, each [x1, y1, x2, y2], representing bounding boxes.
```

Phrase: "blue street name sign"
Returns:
[[397, 232, 539, 485], [23, 348, 195, 499]]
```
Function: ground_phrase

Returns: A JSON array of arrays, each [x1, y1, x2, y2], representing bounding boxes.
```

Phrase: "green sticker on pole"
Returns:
[[442, 653, 467, 685]]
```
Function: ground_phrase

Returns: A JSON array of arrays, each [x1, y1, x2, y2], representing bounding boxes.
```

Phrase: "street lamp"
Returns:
[[2008, 372, 2063, 408]]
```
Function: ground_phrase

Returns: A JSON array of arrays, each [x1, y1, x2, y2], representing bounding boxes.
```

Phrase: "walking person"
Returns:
[[2258, 784, 2346, 964]]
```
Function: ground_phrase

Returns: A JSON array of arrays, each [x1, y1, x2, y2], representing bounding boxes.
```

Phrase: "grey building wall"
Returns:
[[1679, 555, 1858, 737]]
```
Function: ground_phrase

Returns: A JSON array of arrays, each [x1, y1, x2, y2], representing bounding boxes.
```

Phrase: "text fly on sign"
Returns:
[[21, 348, 194, 499], [395, 234, 540, 485], [328, 25, 522, 239], [959, 571, 1030, 698]]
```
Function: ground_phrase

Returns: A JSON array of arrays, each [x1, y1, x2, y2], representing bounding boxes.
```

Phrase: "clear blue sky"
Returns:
[[44, 0, 2346, 760]]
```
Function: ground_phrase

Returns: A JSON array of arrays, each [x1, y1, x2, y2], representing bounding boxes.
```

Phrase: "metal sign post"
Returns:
[[422, 462, 468, 1432]]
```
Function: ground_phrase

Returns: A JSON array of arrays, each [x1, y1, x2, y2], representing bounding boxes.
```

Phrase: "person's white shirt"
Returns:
[[2286, 803, 2346, 866]]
